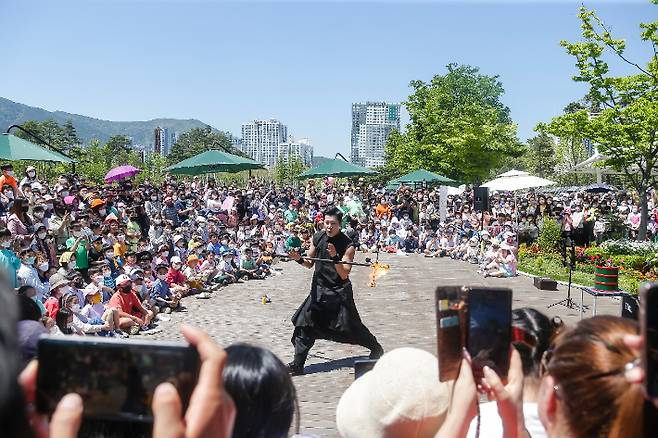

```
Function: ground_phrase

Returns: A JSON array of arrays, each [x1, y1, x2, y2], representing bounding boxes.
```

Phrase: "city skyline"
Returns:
[[1, 1, 653, 158]]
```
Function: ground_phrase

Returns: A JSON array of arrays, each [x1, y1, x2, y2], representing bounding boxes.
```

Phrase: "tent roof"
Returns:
[[297, 158, 375, 179], [482, 169, 556, 191], [390, 169, 455, 185], [165, 149, 264, 175], [0, 133, 74, 163]]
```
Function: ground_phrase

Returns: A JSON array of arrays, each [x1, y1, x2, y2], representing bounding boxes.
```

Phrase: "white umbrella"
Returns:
[[482, 169, 556, 192]]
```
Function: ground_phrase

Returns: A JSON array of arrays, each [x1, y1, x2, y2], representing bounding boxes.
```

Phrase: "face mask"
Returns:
[[121, 284, 132, 293], [28, 171, 36, 178], [66, 323, 73, 330], [118, 236, 125, 242], [154, 219, 162, 225], [151, 196, 158, 201], [72, 231, 82, 238], [24, 257, 35, 265], [7, 171, 15, 177], [38, 261, 49, 271], [68, 261, 77, 270], [62, 286, 72, 295], [60, 191, 69, 197], [103, 271, 111, 278], [34, 212, 44, 219], [157, 273, 167, 281], [70, 304, 81, 313], [221, 240, 228, 246], [161, 251, 169, 257], [1, 241, 10, 248], [4, 192, 14, 199]]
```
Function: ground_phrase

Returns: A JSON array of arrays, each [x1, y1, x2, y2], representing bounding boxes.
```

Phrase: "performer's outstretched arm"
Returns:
[[290, 243, 316, 269]]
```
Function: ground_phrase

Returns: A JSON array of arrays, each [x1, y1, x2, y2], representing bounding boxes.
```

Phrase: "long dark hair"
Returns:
[[10, 198, 32, 226], [511, 308, 561, 377], [55, 308, 73, 334], [223, 344, 298, 438]]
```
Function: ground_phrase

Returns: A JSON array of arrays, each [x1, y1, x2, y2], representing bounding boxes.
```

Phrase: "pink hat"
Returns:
[[63, 195, 76, 205]]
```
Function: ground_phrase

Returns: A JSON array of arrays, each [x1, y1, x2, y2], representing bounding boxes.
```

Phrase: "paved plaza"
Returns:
[[144, 253, 622, 437]]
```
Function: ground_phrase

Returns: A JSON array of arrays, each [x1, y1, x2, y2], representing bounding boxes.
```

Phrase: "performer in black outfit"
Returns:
[[288, 207, 383, 375]]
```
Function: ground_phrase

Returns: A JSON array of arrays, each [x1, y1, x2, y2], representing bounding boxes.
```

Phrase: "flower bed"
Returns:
[[518, 238, 658, 295]]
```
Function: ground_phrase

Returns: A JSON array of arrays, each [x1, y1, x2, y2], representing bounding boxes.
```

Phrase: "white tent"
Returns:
[[481, 169, 556, 192], [571, 152, 618, 183]]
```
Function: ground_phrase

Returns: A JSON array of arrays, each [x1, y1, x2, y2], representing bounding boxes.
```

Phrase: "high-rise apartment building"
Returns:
[[350, 102, 401, 167], [278, 137, 313, 167], [240, 119, 288, 167]]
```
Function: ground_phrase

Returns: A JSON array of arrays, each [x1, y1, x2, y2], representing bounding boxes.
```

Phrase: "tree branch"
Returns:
[[594, 15, 656, 79]]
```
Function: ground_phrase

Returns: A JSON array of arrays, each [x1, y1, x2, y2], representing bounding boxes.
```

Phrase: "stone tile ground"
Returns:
[[143, 253, 622, 437]]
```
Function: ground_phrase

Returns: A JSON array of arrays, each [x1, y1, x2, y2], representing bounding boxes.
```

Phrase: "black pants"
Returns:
[[291, 323, 381, 366]]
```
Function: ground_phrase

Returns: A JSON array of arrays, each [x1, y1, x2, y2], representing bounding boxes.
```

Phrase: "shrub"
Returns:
[[536, 218, 562, 254], [610, 255, 649, 272], [601, 239, 658, 257], [584, 246, 606, 259]]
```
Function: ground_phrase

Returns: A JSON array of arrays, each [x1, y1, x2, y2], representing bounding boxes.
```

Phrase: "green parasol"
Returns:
[[297, 155, 375, 180], [390, 169, 455, 186], [165, 149, 264, 175], [0, 133, 74, 163]]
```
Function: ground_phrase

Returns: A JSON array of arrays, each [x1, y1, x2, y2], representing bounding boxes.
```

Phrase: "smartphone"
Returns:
[[435, 286, 468, 382], [640, 283, 658, 398], [467, 287, 512, 381], [37, 336, 200, 422], [354, 359, 378, 380]]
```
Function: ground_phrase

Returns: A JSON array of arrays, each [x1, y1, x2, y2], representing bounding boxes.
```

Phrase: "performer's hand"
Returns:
[[289, 249, 301, 261], [327, 243, 337, 258]]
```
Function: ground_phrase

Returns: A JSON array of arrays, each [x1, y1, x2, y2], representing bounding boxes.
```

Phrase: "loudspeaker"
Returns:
[[621, 294, 639, 320], [534, 277, 558, 291], [473, 186, 489, 212]]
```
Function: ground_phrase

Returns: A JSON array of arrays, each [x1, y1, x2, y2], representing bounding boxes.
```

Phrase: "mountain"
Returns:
[[0, 97, 220, 146]]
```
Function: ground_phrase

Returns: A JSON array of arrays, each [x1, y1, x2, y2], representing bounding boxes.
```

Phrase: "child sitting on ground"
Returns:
[[150, 264, 180, 314], [80, 285, 127, 338], [483, 243, 517, 277]]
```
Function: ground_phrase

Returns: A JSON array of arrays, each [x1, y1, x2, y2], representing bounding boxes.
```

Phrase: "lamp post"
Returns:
[[5, 124, 76, 173]]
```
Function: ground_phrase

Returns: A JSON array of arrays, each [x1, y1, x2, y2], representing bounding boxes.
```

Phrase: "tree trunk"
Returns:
[[638, 184, 648, 241]]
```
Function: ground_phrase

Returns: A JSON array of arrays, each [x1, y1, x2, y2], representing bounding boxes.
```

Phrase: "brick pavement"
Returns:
[[144, 253, 622, 437]]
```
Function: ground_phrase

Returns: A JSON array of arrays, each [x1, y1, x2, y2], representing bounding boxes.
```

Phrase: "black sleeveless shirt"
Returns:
[[312, 230, 353, 288]]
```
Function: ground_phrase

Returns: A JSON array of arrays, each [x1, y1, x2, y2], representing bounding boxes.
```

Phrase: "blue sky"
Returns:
[[1, 0, 655, 157]]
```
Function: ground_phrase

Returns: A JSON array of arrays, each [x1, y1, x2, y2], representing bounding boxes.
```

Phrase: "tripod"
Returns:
[[548, 231, 586, 311]]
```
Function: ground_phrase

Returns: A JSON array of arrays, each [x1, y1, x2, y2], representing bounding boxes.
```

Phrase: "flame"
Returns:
[[369, 262, 390, 287]]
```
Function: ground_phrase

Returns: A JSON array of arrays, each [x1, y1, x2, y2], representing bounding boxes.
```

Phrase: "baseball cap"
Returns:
[[115, 274, 131, 285]]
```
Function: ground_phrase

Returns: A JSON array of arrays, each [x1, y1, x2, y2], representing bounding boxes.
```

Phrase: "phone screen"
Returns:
[[467, 288, 512, 380], [642, 284, 658, 397], [37, 337, 200, 422]]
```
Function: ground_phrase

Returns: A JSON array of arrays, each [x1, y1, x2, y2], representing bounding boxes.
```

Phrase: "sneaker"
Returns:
[[163, 307, 172, 314], [369, 345, 384, 360], [156, 314, 171, 322], [114, 330, 130, 339], [287, 362, 304, 376], [129, 325, 140, 336]]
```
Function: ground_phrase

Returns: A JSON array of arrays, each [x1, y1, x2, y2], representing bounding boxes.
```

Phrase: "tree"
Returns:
[[62, 119, 82, 149], [104, 135, 133, 168], [384, 64, 524, 183], [167, 126, 240, 165], [521, 132, 558, 178], [538, 2, 658, 239], [273, 155, 307, 185]]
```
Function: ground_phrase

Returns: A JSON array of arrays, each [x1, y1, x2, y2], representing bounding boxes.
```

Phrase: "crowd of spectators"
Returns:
[[1, 162, 658, 437]]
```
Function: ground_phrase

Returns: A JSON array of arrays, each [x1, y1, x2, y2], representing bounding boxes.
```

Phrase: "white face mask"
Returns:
[[7, 171, 15, 177], [70, 304, 81, 313], [106, 252, 114, 259], [4, 192, 14, 199], [72, 230, 82, 238], [66, 323, 73, 330], [38, 261, 49, 272], [117, 235, 125, 242], [157, 273, 167, 281], [28, 171, 36, 178], [37, 231, 47, 239], [24, 257, 36, 265], [62, 286, 72, 295], [161, 251, 169, 257], [103, 271, 111, 278], [68, 261, 77, 270], [1, 241, 10, 248], [34, 212, 44, 219]]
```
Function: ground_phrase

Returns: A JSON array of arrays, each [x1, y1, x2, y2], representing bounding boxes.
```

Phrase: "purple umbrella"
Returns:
[[104, 165, 142, 183]]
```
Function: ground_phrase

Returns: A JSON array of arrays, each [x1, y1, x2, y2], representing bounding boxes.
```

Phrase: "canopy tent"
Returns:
[[296, 156, 375, 180], [0, 133, 74, 163], [389, 169, 455, 186], [165, 149, 264, 175], [570, 152, 618, 183], [481, 169, 556, 192]]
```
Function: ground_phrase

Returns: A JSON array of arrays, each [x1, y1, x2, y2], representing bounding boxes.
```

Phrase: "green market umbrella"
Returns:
[[0, 133, 74, 163], [297, 157, 375, 180], [390, 169, 455, 186], [166, 149, 264, 175]]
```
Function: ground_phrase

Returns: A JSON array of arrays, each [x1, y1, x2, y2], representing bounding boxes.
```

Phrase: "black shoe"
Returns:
[[287, 362, 304, 376], [369, 345, 384, 360]]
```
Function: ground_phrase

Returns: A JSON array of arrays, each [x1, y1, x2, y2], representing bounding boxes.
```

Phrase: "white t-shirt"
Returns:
[[467, 402, 546, 438]]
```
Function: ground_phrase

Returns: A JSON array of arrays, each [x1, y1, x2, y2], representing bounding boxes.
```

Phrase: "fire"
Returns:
[[369, 262, 390, 287]]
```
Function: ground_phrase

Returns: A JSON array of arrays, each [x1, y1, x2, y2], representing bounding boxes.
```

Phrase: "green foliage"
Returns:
[[167, 126, 243, 166], [583, 246, 606, 259], [384, 64, 524, 183], [536, 218, 562, 254], [519, 132, 558, 178], [611, 255, 648, 271], [273, 155, 307, 185], [538, 3, 658, 239]]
